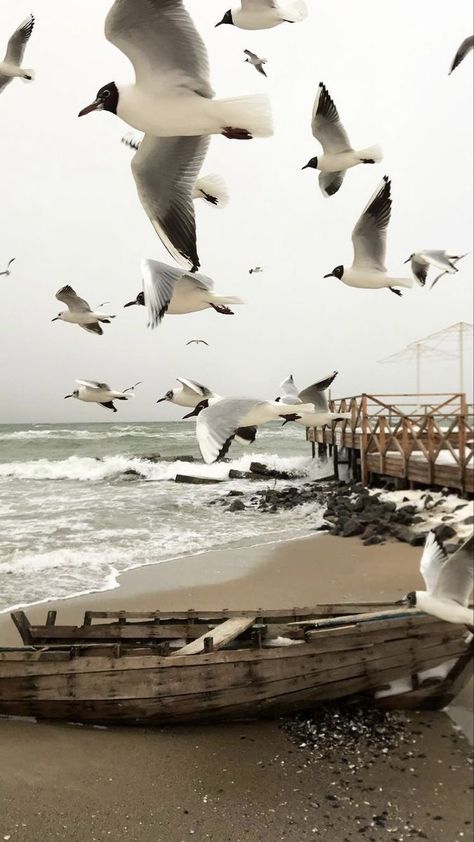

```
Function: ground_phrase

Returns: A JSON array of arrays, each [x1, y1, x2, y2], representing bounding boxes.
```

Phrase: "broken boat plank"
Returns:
[[176, 616, 257, 656]]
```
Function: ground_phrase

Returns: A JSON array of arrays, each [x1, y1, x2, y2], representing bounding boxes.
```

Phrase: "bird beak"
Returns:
[[395, 596, 409, 606], [215, 20, 225, 27], [123, 300, 136, 308], [301, 164, 310, 170], [78, 99, 102, 118], [403, 257, 411, 264], [156, 397, 166, 404], [51, 317, 59, 322], [323, 273, 334, 279], [64, 394, 73, 399]]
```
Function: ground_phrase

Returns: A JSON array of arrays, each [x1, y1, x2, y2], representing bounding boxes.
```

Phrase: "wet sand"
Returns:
[[1, 534, 473, 842]]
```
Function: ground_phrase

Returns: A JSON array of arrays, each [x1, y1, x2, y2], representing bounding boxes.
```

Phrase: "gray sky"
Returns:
[[0, 0, 472, 423]]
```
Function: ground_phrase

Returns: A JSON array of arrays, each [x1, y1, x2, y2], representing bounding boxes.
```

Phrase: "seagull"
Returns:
[[125, 259, 244, 329], [186, 339, 209, 347], [216, 1, 308, 30], [404, 251, 466, 287], [430, 253, 469, 290], [122, 132, 229, 208], [0, 258, 15, 277], [249, 266, 263, 274], [323, 177, 413, 295], [79, 0, 273, 141], [188, 397, 314, 463], [244, 49, 268, 77], [449, 35, 474, 74], [0, 14, 35, 95], [397, 531, 474, 626], [156, 378, 258, 447], [302, 83, 383, 198], [52, 286, 115, 336], [64, 380, 142, 413], [276, 372, 351, 427]]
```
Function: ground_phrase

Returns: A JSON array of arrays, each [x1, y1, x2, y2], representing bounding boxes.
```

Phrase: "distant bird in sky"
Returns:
[[449, 35, 474, 74], [277, 372, 351, 427], [0, 258, 15, 277], [0, 14, 35, 95], [122, 133, 229, 210], [404, 250, 466, 287], [188, 396, 314, 463], [244, 49, 268, 77], [216, 1, 308, 30], [302, 83, 382, 198], [186, 339, 209, 347], [135, 259, 244, 329], [249, 266, 263, 274], [79, 0, 273, 141], [323, 177, 413, 295], [397, 531, 474, 626], [430, 253, 469, 289], [52, 286, 115, 336], [64, 380, 142, 413]]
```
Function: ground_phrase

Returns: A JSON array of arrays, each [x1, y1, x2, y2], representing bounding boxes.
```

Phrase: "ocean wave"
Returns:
[[0, 427, 167, 442], [0, 452, 314, 483]]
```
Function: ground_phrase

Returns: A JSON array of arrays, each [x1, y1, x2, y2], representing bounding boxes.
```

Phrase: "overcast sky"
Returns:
[[0, 0, 472, 423]]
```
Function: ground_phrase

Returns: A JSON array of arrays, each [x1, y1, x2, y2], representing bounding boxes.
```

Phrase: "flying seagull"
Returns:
[[0, 258, 15, 277], [323, 177, 413, 295], [277, 372, 351, 427], [216, 1, 308, 30], [244, 49, 268, 77], [186, 339, 209, 347], [249, 266, 263, 274], [79, 0, 273, 141], [188, 397, 314, 464], [122, 132, 229, 208], [397, 531, 474, 626], [302, 83, 382, 198], [124, 259, 243, 329], [52, 286, 115, 335], [64, 380, 142, 413], [404, 250, 466, 287], [430, 253, 469, 290], [0, 14, 35, 95], [449, 35, 474, 74]]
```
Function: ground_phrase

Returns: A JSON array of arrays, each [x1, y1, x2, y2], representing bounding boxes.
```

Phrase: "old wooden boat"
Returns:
[[0, 604, 472, 725]]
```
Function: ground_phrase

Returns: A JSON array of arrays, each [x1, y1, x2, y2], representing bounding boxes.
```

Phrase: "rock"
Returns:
[[434, 524, 456, 541], [175, 475, 223, 485], [399, 504, 418, 516], [317, 523, 332, 532], [250, 462, 295, 480], [121, 469, 143, 480], [341, 518, 365, 538], [177, 455, 196, 463], [391, 526, 426, 546], [395, 510, 416, 526], [352, 496, 367, 513], [381, 500, 397, 513], [412, 515, 425, 524], [228, 499, 246, 512], [363, 535, 384, 546], [227, 490, 244, 497], [228, 469, 255, 480]]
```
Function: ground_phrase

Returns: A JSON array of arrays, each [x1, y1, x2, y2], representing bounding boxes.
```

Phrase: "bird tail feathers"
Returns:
[[356, 144, 383, 163], [395, 277, 414, 289], [216, 95, 273, 138], [195, 174, 229, 208]]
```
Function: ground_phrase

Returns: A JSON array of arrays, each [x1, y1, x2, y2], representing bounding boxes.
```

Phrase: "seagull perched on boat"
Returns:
[[52, 286, 115, 336], [122, 133, 229, 210], [404, 250, 466, 287], [276, 372, 351, 427], [0, 258, 15, 277], [449, 35, 474, 74], [188, 397, 314, 464], [398, 532, 474, 627], [216, 1, 308, 30], [244, 50, 268, 77], [0, 14, 35, 95], [123, 259, 244, 329], [302, 83, 382, 198], [323, 177, 413, 296], [64, 380, 142, 413], [78, 1, 271, 271]]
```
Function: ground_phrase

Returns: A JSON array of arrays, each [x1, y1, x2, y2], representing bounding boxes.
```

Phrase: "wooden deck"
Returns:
[[307, 393, 474, 494]]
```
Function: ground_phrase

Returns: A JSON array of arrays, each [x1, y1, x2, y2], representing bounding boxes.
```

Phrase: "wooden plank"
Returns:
[[10, 612, 33, 645], [27, 623, 216, 642], [288, 608, 426, 628], [175, 616, 257, 655]]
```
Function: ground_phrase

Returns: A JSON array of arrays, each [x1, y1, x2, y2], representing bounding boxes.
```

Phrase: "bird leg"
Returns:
[[389, 287, 403, 297], [210, 303, 234, 315], [222, 127, 253, 140]]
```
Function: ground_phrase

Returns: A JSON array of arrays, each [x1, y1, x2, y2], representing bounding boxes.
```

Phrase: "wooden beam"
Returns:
[[175, 616, 257, 656]]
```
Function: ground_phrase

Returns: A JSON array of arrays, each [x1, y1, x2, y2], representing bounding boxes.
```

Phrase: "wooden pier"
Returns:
[[307, 393, 474, 495]]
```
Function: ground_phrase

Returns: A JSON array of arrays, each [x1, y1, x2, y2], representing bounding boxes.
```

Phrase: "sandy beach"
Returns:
[[1, 533, 472, 842]]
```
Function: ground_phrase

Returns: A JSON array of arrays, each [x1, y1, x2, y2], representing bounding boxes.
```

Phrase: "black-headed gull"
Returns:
[[404, 250, 466, 287], [216, 1, 308, 30], [244, 49, 268, 77], [52, 286, 115, 336], [277, 372, 351, 427], [449, 35, 473, 74], [398, 531, 473, 626], [64, 380, 142, 413], [0, 258, 15, 277], [323, 177, 413, 295], [0, 14, 35, 95], [302, 83, 382, 198]]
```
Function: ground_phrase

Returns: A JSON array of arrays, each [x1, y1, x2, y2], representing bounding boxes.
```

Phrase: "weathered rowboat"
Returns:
[[0, 604, 472, 725]]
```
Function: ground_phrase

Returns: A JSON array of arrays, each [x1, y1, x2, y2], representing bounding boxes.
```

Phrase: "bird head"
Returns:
[[52, 312, 64, 322], [324, 265, 344, 280], [157, 390, 174, 404], [64, 390, 79, 400], [182, 400, 209, 419], [404, 254, 415, 264], [124, 292, 145, 308], [79, 82, 119, 117], [216, 10, 233, 26], [395, 591, 417, 607], [302, 156, 319, 171]]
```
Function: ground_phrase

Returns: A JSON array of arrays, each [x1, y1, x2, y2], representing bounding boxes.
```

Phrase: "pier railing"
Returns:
[[307, 393, 473, 494]]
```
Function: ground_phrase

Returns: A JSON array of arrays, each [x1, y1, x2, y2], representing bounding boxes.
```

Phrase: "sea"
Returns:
[[0, 422, 328, 613]]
